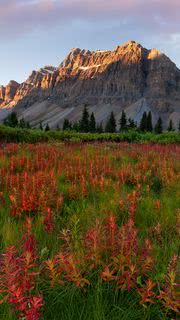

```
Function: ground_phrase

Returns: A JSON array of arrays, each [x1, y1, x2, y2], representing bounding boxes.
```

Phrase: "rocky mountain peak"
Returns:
[[0, 80, 20, 106], [60, 48, 92, 69], [148, 48, 162, 59], [116, 40, 141, 49], [25, 66, 56, 86], [0, 86, 5, 101], [39, 66, 57, 75], [60, 41, 147, 73]]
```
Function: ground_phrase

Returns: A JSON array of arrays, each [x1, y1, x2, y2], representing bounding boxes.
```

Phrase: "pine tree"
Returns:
[[89, 112, 96, 133], [63, 119, 72, 131], [128, 118, 136, 129], [4, 112, 18, 128], [147, 111, 153, 132], [80, 106, 89, 132], [26, 122, 31, 129], [154, 117, 163, 134], [167, 119, 174, 132], [139, 112, 147, 132], [19, 118, 26, 128], [119, 110, 127, 131], [97, 122, 103, 133], [11, 112, 19, 127], [39, 121, 43, 130], [45, 123, 50, 131], [105, 112, 116, 133], [72, 121, 81, 132]]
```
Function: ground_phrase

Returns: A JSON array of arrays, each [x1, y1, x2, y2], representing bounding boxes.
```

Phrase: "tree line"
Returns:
[[3, 108, 180, 134], [3, 113, 50, 131], [62, 107, 179, 134]]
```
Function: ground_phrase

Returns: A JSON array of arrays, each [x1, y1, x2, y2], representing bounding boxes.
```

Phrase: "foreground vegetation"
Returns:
[[0, 142, 179, 319], [0, 125, 180, 144]]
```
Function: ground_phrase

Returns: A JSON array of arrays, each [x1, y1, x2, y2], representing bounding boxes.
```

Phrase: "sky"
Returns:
[[0, 0, 180, 85]]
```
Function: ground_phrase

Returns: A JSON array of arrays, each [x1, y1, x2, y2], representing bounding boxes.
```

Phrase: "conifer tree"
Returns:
[[19, 118, 26, 128], [97, 122, 103, 133], [11, 112, 19, 127], [39, 121, 43, 130], [154, 117, 163, 134], [80, 105, 89, 132], [147, 111, 153, 132], [63, 119, 72, 131], [72, 121, 81, 132], [139, 112, 147, 132], [119, 110, 127, 131], [4, 112, 18, 128], [26, 122, 31, 129], [167, 119, 174, 132], [128, 118, 136, 129], [105, 112, 116, 133], [45, 123, 50, 131], [89, 112, 96, 133]]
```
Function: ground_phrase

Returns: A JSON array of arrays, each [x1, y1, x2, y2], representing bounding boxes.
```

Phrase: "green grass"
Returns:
[[41, 283, 168, 320]]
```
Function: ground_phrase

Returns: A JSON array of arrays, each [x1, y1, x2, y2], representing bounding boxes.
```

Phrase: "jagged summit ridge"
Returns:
[[0, 40, 179, 129]]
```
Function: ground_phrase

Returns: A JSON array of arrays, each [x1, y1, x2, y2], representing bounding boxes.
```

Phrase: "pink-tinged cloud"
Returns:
[[0, 0, 179, 38]]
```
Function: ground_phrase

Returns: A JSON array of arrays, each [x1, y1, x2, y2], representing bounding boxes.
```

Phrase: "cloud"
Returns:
[[0, 0, 56, 36], [0, 0, 179, 86], [0, 0, 179, 39], [0, 0, 179, 68]]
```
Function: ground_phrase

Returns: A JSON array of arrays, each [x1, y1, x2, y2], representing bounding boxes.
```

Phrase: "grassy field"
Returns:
[[0, 142, 179, 319]]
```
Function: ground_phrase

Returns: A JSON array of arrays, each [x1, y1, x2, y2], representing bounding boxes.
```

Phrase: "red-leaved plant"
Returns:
[[0, 218, 43, 319]]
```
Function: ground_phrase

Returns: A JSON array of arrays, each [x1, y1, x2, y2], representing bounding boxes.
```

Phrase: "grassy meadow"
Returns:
[[0, 142, 179, 319]]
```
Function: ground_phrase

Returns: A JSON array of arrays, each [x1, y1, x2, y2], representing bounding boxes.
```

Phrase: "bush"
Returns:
[[0, 125, 180, 144]]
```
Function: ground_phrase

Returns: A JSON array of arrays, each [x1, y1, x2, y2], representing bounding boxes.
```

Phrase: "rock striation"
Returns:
[[0, 41, 180, 128]]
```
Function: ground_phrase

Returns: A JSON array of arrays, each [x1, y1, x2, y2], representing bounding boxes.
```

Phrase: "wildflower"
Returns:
[[100, 266, 117, 282], [137, 279, 156, 305]]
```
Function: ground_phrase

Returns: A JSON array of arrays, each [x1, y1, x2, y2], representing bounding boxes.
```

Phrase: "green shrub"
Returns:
[[0, 125, 180, 144]]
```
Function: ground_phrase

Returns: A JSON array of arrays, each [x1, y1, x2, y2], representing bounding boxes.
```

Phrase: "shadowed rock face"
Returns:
[[0, 41, 180, 129]]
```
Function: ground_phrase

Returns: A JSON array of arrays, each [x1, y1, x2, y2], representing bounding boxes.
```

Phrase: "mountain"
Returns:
[[0, 41, 180, 129]]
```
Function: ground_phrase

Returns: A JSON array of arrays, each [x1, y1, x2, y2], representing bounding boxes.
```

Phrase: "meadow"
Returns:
[[0, 142, 179, 319]]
